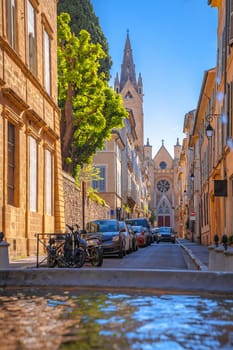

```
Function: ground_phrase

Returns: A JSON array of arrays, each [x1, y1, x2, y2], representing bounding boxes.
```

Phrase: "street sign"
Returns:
[[190, 211, 196, 221]]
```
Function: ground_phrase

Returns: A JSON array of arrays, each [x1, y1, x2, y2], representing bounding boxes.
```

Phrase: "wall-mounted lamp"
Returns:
[[205, 113, 223, 139], [190, 173, 194, 181]]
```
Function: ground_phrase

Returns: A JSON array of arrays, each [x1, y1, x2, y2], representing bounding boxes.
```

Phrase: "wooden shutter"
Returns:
[[229, 0, 233, 45], [7, 123, 15, 205]]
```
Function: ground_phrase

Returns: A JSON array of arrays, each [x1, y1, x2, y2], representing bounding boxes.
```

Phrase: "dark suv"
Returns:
[[157, 226, 176, 244], [86, 219, 126, 258]]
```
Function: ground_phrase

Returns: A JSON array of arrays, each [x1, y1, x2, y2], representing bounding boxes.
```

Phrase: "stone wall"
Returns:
[[63, 172, 110, 228]]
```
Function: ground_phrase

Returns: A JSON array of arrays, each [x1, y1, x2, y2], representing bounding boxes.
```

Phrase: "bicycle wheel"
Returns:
[[74, 248, 86, 268], [90, 247, 103, 267], [47, 248, 57, 267]]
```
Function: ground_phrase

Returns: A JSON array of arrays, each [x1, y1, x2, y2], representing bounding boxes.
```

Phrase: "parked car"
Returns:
[[125, 223, 138, 251], [85, 219, 126, 258], [118, 221, 133, 253], [151, 227, 159, 242], [125, 218, 152, 244], [131, 225, 150, 247], [156, 226, 176, 244]]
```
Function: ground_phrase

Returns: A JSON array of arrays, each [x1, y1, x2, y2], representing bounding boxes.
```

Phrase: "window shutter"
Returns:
[[229, 0, 233, 45], [12, 1, 16, 49], [6, 0, 11, 41], [7, 122, 15, 205]]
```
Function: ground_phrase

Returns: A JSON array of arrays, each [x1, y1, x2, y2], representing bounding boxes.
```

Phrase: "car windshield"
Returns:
[[132, 226, 143, 232], [86, 220, 118, 233], [126, 219, 148, 227], [159, 227, 172, 233]]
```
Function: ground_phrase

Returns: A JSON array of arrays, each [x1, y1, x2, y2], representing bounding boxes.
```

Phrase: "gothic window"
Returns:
[[159, 161, 167, 169], [157, 179, 170, 192], [157, 199, 170, 214], [125, 91, 132, 99]]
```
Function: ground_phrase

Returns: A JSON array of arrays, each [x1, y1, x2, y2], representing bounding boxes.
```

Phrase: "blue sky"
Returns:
[[91, 0, 218, 157]]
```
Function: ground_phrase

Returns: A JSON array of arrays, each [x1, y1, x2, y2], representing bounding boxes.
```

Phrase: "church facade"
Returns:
[[145, 139, 182, 233]]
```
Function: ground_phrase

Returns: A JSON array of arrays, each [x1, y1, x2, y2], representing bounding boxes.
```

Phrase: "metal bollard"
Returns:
[[214, 234, 219, 247], [0, 232, 10, 268], [222, 234, 228, 251]]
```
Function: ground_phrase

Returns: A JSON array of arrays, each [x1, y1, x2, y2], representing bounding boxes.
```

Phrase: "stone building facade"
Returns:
[[0, 0, 65, 258]]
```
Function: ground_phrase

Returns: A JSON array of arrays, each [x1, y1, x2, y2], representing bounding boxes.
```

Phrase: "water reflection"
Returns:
[[0, 289, 233, 350]]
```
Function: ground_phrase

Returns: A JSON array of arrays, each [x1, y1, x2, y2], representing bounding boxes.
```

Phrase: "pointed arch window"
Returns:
[[125, 91, 133, 99], [157, 199, 170, 214]]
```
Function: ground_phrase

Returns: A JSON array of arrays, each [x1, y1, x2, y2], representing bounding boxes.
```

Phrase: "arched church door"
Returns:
[[158, 215, 170, 227], [157, 197, 171, 227]]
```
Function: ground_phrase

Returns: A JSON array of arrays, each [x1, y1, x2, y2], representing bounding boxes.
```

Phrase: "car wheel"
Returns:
[[118, 244, 124, 258], [133, 238, 136, 251], [157, 241, 160, 244], [118, 241, 126, 259]]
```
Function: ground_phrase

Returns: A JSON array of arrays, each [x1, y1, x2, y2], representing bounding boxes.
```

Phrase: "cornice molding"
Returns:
[[208, 0, 221, 8], [2, 88, 29, 110]]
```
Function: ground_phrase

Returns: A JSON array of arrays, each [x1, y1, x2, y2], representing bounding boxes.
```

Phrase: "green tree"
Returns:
[[57, 0, 112, 80], [58, 13, 127, 178]]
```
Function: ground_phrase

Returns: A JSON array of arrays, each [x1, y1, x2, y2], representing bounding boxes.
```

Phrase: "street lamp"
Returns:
[[205, 113, 223, 139]]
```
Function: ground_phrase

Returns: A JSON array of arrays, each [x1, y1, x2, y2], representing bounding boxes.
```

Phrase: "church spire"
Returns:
[[120, 30, 137, 91]]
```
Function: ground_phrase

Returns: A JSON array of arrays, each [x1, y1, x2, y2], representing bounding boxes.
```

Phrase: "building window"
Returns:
[[6, 0, 16, 49], [45, 149, 52, 215], [157, 179, 170, 192], [27, 0, 36, 74], [29, 136, 37, 211], [159, 161, 167, 169], [44, 29, 51, 94], [125, 91, 132, 99], [8, 122, 15, 205], [92, 166, 106, 192]]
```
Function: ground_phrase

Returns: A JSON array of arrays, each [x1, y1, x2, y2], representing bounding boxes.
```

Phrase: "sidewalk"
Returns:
[[177, 238, 209, 271], [9, 256, 39, 269]]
